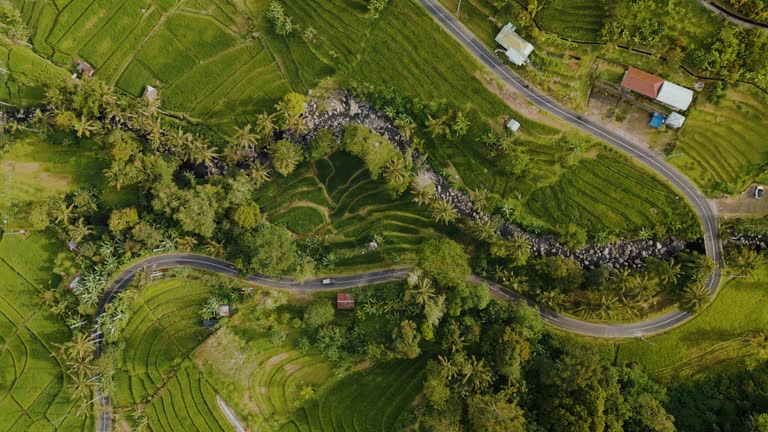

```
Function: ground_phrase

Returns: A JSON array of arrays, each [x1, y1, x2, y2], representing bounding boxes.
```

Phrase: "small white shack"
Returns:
[[506, 118, 521, 133], [495, 23, 534, 66], [656, 81, 694, 111], [665, 112, 686, 129]]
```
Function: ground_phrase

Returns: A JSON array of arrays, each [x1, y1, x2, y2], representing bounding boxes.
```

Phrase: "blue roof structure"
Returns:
[[649, 113, 665, 129]]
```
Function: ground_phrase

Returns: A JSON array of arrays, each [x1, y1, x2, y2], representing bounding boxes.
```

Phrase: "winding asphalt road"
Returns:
[[417, 0, 723, 319], [92, 4, 733, 428]]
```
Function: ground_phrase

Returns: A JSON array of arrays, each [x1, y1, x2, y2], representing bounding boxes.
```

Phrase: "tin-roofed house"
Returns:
[[665, 112, 686, 129], [495, 23, 534, 66], [656, 81, 694, 111]]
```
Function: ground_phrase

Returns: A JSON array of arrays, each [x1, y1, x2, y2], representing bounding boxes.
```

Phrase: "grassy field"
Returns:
[[0, 234, 92, 432], [671, 86, 768, 195], [615, 268, 768, 382], [0, 132, 137, 431], [525, 151, 696, 235], [111, 277, 232, 431], [194, 287, 425, 432], [15, 0, 290, 129], [255, 152, 451, 272], [537, 0, 604, 42]]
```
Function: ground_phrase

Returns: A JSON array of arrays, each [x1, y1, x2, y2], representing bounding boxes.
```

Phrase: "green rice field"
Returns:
[[537, 0, 604, 42], [0, 234, 91, 432], [255, 152, 451, 272], [14, 0, 290, 129], [111, 277, 232, 431], [671, 87, 768, 195], [193, 288, 425, 432], [525, 151, 697, 235], [616, 268, 768, 382]]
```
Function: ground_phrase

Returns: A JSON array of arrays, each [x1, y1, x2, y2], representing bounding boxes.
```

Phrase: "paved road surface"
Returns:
[[696, 0, 768, 30], [417, 0, 723, 304]]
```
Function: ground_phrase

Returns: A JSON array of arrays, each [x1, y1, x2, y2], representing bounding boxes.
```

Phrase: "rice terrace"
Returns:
[[0, 0, 767, 431]]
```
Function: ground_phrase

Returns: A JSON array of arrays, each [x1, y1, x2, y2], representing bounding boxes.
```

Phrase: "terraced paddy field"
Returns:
[[0, 234, 91, 432], [254, 152, 453, 272], [193, 288, 425, 431], [616, 268, 768, 382], [111, 276, 232, 430], [536, 0, 604, 42], [525, 151, 698, 236], [15, 0, 290, 129], [671, 87, 768, 196]]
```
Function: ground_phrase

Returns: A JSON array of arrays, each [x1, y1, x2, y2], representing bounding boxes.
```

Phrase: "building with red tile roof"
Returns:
[[620, 67, 664, 99]]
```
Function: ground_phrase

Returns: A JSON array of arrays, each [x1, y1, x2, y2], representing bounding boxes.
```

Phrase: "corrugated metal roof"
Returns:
[[621, 67, 664, 99], [495, 23, 534, 66], [665, 112, 686, 128], [656, 81, 693, 111]]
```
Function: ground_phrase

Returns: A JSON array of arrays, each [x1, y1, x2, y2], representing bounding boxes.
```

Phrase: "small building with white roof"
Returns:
[[495, 23, 534, 66], [656, 81, 694, 111], [665, 112, 686, 129], [506, 118, 521, 132]]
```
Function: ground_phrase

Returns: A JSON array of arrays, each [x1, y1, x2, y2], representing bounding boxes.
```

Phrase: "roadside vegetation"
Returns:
[[0, 0, 766, 431]]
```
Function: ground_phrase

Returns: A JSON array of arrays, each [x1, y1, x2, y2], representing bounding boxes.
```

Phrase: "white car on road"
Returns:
[[756, 185, 764, 199]]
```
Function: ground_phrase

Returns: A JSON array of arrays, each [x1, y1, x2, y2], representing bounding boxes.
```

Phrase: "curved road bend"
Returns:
[[696, 0, 768, 30], [92, 250, 721, 431], [418, 0, 723, 286]]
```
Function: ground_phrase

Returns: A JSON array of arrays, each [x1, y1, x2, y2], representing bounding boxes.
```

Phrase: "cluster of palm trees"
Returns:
[[405, 271, 447, 332], [53, 332, 98, 413], [538, 260, 683, 319], [437, 353, 494, 394]]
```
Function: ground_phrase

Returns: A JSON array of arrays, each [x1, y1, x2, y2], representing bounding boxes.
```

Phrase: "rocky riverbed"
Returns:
[[298, 91, 693, 269]]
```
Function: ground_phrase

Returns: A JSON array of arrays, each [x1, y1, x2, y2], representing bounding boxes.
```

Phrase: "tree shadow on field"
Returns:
[[678, 328, 738, 349]]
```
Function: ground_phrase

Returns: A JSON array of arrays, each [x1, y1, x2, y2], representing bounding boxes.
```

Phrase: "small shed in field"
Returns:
[[506, 118, 521, 132], [336, 293, 355, 310], [76, 61, 94, 77], [142, 85, 158, 102], [665, 112, 686, 129], [218, 305, 230, 317]]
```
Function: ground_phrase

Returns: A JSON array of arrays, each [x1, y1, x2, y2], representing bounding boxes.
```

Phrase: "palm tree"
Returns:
[[461, 356, 493, 392], [394, 115, 416, 140], [425, 114, 449, 138], [53, 201, 75, 227], [45, 85, 67, 111], [254, 112, 277, 140], [451, 111, 470, 137], [507, 233, 531, 265], [678, 283, 710, 313], [410, 171, 436, 206], [689, 253, 716, 281], [611, 268, 635, 293], [468, 219, 497, 242], [405, 277, 435, 309], [430, 198, 458, 225], [468, 188, 490, 212], [729, 248, 762, 278], [204, 240, 225, 257], [68, 218, 93, 243], [384, 157, 411, 191], [73, 115, 99, 138], [538, 289, 566, 312], [147, 118, 164, 151], [39, 289, 57, 307], [189, 138, 219, 167], [177, 236, 197, 252], [438, 355, 459, 380], [656, 259, 681, 287], [249, 160, 272, 187], [231, 124, 257, 153]]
